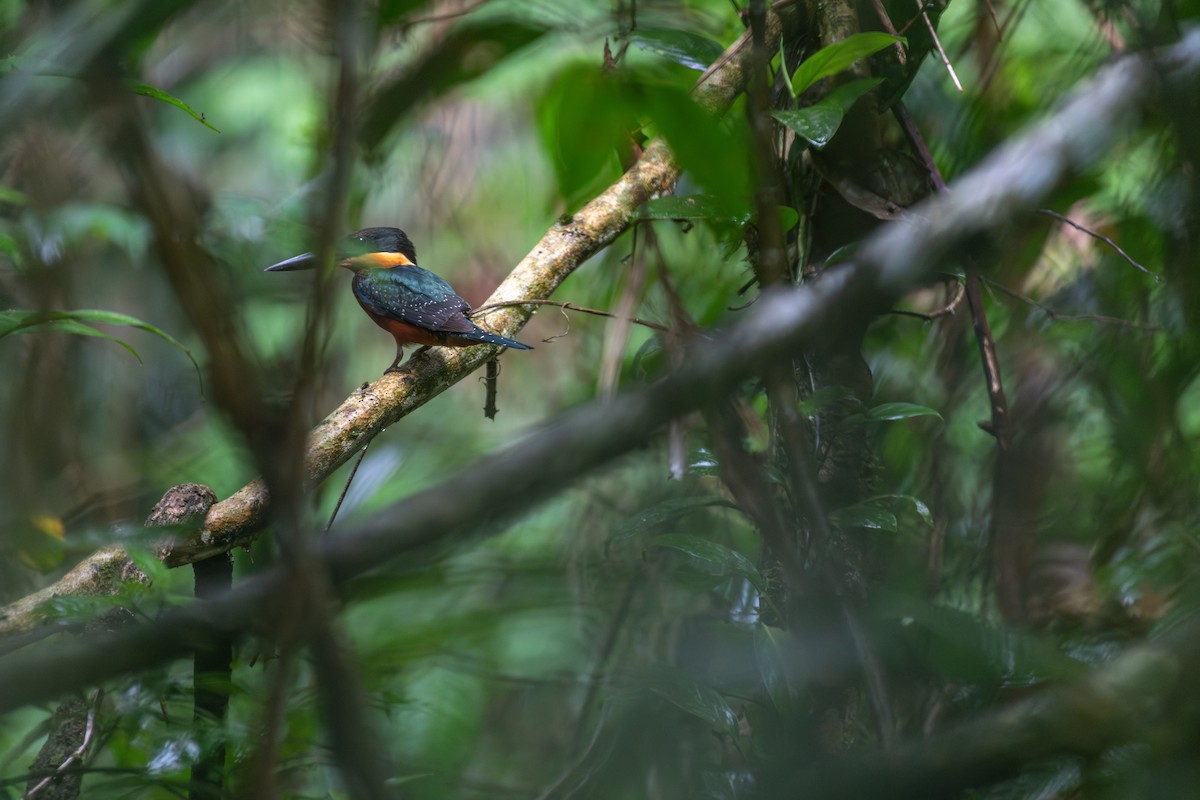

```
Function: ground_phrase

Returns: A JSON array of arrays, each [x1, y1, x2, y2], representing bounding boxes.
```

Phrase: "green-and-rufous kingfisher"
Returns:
[[265, 227, 532, 372]]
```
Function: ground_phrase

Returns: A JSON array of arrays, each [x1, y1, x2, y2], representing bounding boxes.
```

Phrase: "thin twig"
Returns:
[[1036, 208, 1163, 283], [917, 0, 963, 92], [985, 278, 1161, 331], [965, 272, 1009, 445], [325, 441, 370, 533], [890, 279, 966, 321], [472, 299, 670, 333]]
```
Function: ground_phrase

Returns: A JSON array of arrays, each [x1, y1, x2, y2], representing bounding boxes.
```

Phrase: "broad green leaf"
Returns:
[[828, 504, 898, 532], [640, 83, 751, 199], [538, 64, 631, 209], [773, 77, 882, 148], [128, 81, 220, 132], [625, 28, 725, 71], [0, 309, 201, 380], [613, 495, 738, 541], [648, 672, 740, 738], [864, 402, 943, 422], [635, 195, 751, 223], [789, 33, 903, 96], [651, 533, 764, 590]]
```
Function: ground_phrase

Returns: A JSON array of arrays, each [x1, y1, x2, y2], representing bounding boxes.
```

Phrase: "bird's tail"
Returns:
[[466, 327, 534, 350]]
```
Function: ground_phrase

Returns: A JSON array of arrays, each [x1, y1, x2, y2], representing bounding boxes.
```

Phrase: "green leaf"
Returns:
[[0, 309, 201, 381], [651, 533, 764, 590], [128, 81, 219, 133], [789, 33, 903, 96], [828, 504, 898, 532], [635, 194, 751, 223], [538, 64, 631, 209], [625, 28, 725, 71], [0, 185, 27, 205], [648, 672, 740, 738], [864, 494, 934, 527], [613, 495, 738, 541], [797, 385, 856, 416], [639, 82, 752, 200], [754, 624, 797, 709], [864, 402, 943, 422], [776, 204, 799, 232], [773, 77, 882, 148]]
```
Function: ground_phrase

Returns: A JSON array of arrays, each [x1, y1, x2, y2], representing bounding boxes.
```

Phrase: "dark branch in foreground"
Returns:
[[0, 28, 1195, 718]]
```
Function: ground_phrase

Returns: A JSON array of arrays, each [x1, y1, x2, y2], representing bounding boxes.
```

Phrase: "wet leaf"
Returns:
[[635, 194, 751, 223], [613, 495, 738, 541], [828, 504, 898, 532], [773, 77, 882, 147], [625, 28, 725, 71], [649, 672, 740, 738], [651, 533, 764, 590], [864, 402, 943, 422]]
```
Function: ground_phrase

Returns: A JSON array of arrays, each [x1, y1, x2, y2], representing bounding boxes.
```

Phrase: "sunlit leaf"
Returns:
[[651, 533, 764, 590], [625, 28, 725, 71], [613, 495, 738, 541], [864, 402, 943, 422], [828, 504, 898, 531], [128, 81, 219, 132], [789, 33, 903, 96], [773, 77, 882, 147]]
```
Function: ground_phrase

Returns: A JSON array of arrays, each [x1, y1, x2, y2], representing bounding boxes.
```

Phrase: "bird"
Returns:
[[265, 227, 532, 372]]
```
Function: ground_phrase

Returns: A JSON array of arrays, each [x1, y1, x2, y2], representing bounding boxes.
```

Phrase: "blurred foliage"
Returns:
[[1, 0, 1199, 798]]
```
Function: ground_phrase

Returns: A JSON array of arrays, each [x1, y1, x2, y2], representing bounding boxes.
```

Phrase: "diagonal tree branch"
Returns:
[[1, 27, 1196, 713], [0, 4, 804, 637], [157, 3, 802, 567]]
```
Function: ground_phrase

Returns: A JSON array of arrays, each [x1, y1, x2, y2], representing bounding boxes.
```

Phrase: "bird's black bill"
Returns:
[[264, 252, 317, 272]]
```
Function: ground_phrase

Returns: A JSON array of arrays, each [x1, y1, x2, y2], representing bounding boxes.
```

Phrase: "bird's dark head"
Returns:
[[350, 227, 418, 264], [264, 227, 419, 273]]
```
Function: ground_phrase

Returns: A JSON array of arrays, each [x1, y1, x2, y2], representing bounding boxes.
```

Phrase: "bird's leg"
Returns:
[[384, 345, 405, 374]]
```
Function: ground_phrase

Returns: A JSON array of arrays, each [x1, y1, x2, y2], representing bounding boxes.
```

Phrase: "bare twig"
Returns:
[[986, 278, 1160, 331], [472, 299, 669, 333], [325, 442, 371, 533], [918, 0, 963, 92], [1036, 208, 1163, 283], [889, 279, 966, 321], [965, 272, 1010, 446]]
